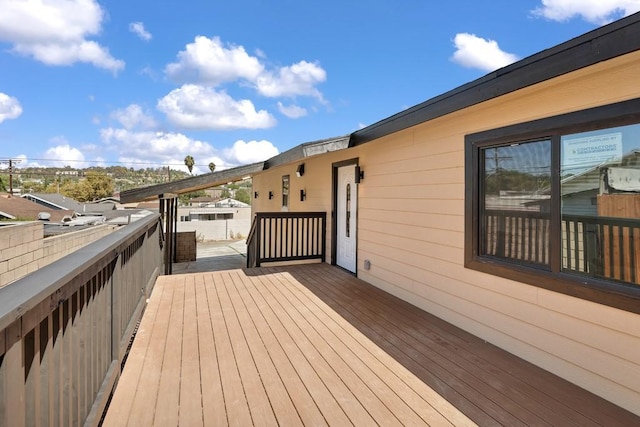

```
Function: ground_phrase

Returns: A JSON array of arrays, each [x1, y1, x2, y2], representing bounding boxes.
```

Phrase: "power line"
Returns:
[[4, 158, 191, 167]]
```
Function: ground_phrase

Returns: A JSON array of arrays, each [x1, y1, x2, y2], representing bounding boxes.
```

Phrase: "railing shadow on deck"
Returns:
[[0, 214, 164, 427], [246, 264, 640, 426]]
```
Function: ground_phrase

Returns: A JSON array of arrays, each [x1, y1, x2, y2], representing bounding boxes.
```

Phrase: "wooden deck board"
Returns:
[[194, 273, 226, 426], [178, 275, 204, 427], [102, 279, 168, 427], [272, 269, 466, 426], [152, 273, 184, 426], [226, 270, 303, 426], [104, 263, 638, 426], [268, 270, 457, 426], [291, 264, 640, 426]]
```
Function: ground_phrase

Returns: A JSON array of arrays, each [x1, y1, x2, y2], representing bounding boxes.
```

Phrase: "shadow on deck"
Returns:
[[104, 262, 639, 426]]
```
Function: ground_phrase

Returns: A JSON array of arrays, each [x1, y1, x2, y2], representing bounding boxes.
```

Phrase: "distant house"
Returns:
[[0, 193, 74, 222], [20, 192, 118, 216], [121, 13, 640, 415], [187, 196, 217, 207]]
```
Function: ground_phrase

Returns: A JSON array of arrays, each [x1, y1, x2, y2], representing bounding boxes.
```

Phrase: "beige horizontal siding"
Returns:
[[250, 51, 640, 415]]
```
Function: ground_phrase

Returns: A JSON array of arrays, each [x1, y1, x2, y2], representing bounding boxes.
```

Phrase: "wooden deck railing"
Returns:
[[483, 210, 550, 265], [563, 214, 640, 283], [483, 210, 640, 285], [246, 212, 326, 268], [0, 213, 163, 427]]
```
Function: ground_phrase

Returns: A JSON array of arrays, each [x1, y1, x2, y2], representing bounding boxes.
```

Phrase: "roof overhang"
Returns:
[[264, 135, 350, 170], [120, 136, 351, 203], [120, 162, 264, 203], [350, 12, 640, 146]]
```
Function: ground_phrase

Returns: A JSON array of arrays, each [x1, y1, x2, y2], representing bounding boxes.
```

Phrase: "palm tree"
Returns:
[[184, 155, 195, 175], [208, 162, 216, 173]]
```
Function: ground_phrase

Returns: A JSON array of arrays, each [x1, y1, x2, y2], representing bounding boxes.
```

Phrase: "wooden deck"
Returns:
[[103, 264, 639, 426]]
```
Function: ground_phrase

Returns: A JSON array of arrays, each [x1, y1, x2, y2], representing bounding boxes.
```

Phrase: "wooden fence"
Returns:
[[0, 214, 163, 426]]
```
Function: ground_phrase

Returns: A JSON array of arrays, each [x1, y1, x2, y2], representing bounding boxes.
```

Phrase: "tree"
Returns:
[[179, 190, 207, 205], [208, 162, 216, 173], [235, 188, 251, 205], [184, 155, 195, 175], [60, 172, 114, 202]]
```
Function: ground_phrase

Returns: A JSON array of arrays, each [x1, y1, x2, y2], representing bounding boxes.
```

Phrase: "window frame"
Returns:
[[282, 174, 290, 209], [465, 98, 640, 314]]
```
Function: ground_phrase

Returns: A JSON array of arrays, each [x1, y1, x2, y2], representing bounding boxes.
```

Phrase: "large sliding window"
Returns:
[[466, 99, 640, 313]]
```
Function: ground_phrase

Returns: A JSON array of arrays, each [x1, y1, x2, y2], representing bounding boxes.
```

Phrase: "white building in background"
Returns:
[[177, 198, 251, 241]]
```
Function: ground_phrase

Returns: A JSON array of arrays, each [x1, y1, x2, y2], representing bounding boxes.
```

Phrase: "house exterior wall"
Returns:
[[250, 51, 640, 415], [177, 219, 251, 241], [0, 222, 117, 287], [252, 149, 362, 264]]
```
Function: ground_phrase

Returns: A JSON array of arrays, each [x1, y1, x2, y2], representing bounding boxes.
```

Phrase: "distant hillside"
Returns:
[[1, 165, 191, 194]]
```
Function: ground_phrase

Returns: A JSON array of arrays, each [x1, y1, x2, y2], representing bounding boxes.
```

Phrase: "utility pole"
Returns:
[[0, 158, 21, 196]]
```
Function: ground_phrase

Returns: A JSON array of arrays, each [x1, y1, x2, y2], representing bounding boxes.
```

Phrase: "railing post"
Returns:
[[496, 213, 506, 258], [256, 215, 262, 267], [321, 213, 327, 262]]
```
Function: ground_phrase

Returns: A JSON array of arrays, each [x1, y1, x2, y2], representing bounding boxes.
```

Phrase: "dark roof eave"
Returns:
[[119, 162, 264, 203], [350, 12, 640, 146]]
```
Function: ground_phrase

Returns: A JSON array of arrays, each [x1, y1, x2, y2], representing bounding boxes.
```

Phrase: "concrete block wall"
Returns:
[[0, 222, 43, 288], [42, 224, 118, 266], [0, 222, 118, 288]]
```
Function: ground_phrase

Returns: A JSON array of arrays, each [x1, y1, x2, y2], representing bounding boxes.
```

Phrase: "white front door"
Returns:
[[336, 164, 357, 273]]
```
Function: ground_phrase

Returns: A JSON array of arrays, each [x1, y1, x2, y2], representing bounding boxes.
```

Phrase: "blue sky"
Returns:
[[1, 0, 639, 175]]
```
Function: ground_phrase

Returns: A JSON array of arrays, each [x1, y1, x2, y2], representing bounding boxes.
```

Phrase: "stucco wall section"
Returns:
[[177, 219, 251, 241], [250, 51, 640, 415], [0, 222, 118, 288]]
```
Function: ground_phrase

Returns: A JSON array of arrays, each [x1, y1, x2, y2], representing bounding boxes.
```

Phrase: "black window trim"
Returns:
[[465, 98, 640, 314]]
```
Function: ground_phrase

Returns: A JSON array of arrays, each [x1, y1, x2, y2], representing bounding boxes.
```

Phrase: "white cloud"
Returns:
[[277, 102, 307, 119], [129, 21, 152, 41], [101, 127, 217, 173], [451, 33, 520, 72], [0, 93, 22, 123], [0, 0, 124, 73], [157, 84, 276, 130], [165, 36, 264, 86], [224, 140, 279, 165], [532, 0, 640, 24], [110, 104, 157, 130], [100, 128, 275, 172], [43, 144, 87, 168], [255, 60, 327, 100]]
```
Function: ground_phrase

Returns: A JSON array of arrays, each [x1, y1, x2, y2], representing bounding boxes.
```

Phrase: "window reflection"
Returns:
[[561, 123, 640, 283], [481, 140, 552, 266]]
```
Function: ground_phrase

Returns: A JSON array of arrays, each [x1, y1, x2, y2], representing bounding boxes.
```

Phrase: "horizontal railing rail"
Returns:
[[0, 213, 163, 427], [246, 212, 326, 268]]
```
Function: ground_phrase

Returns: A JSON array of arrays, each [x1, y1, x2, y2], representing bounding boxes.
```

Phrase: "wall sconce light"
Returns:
[[300, 189, 306, 202], [254, 191, 259, 199], [268, 191, 274, 200], [296, 163, 305, 177], [355, 165, 364, 183]]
